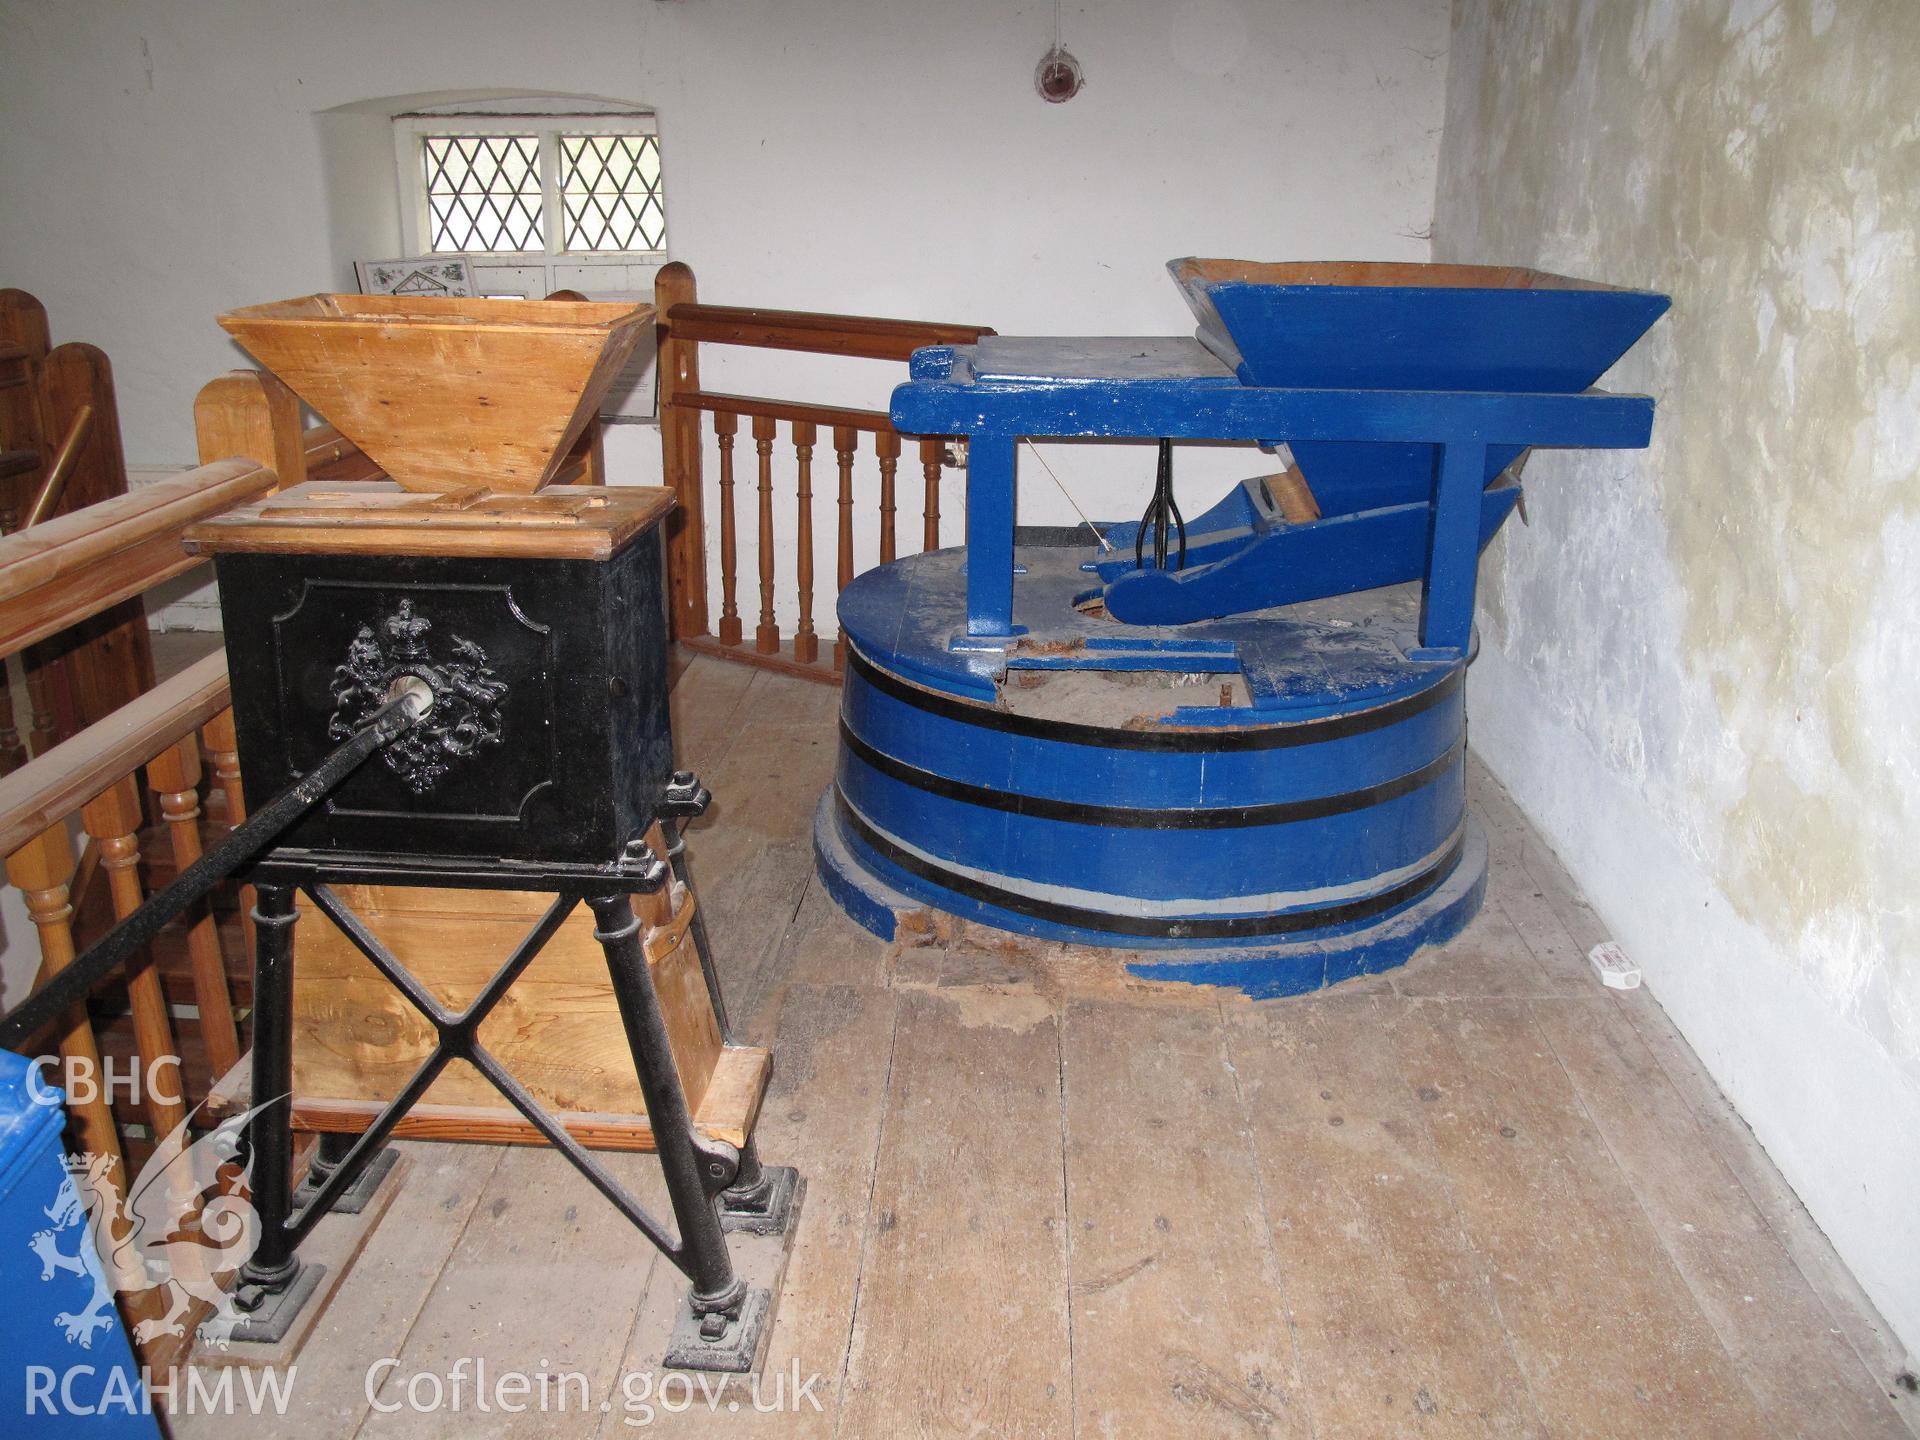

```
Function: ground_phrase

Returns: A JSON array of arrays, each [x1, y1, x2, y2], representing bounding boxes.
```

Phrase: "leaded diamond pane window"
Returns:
[[559, 134, 667, 252], [422, 134, 545, 253]]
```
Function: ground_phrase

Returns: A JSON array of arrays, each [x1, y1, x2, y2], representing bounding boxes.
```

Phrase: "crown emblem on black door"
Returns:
[[328, 598, 509, 795]]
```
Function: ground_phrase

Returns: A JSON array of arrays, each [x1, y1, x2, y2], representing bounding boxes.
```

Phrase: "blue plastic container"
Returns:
[[0, 1051, 159, 1435]]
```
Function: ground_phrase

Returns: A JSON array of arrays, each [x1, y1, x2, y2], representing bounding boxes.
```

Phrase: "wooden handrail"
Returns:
[[0, 361, 346, 1379], [0, 650, 228, 858], [665, 302, 994, 362], [657, 265, 992, 686], [0, 459, 274, 655], [674, 390, 893, 434]]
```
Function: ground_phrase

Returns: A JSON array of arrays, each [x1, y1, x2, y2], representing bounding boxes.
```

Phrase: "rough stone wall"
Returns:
[[1436, 0, 1919, 1349]]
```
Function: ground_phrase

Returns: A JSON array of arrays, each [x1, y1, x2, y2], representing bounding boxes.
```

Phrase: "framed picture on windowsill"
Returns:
[[354, 256, 476, 298]]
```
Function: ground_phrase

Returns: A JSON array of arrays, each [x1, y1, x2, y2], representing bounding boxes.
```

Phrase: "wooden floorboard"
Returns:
[[1390, 997, 1769, 1438], [1228, 992, 1542, 1437], [1534, 997, 1913, 1440], [171, 664, 1912, 1440], [837, 989, 1073, 1439], [354, 1145, 669, 1439], [1064, 997, 1313, 1438], [593, 981, 899, 1437]]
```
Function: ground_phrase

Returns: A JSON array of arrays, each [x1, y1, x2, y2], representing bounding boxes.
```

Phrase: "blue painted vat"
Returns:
[[818, 547, 1487, 995]]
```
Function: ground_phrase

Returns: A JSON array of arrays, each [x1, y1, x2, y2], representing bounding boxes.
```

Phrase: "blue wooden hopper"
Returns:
[[1167, 257, 1671, 393], [1096, 261, 1671, 624]]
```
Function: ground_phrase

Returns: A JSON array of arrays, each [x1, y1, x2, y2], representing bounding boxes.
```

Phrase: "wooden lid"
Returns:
[[184, 482, 675, 560]]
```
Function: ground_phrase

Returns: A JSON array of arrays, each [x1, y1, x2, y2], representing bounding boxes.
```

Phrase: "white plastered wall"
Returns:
[[1435, 0, 1920, 1355]]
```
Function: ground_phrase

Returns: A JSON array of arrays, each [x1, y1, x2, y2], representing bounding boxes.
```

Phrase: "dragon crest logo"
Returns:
[[30, 1099, 277, 1349]]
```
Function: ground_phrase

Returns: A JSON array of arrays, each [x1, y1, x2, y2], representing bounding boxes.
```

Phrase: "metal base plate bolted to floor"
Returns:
[[217, 1263, 326, 1347], [721, 1163, 800, 1235], [664, 1287, 772, 1374], [292, 1145, 401, 1217]]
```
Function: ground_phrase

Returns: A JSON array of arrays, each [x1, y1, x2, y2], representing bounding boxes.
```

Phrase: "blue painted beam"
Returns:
[[1103, 483, 1522, 626], [897, 376, 1655, 448]]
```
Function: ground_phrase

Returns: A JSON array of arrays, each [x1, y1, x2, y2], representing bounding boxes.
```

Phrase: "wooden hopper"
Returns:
[[218, 293, 651, 493]]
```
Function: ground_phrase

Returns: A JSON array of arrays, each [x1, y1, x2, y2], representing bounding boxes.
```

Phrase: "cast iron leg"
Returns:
[[238, 883, 299, 1295], [228, 883, 325, 1339], [587, 892, 748, 1330]]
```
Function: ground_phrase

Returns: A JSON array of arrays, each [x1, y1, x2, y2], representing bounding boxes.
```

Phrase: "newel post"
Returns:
[[193, 370, 304, 488], [656, 262, 710, 640]]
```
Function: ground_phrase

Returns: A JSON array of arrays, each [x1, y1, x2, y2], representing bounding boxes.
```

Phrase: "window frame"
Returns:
[[392, 112, 667, 265]]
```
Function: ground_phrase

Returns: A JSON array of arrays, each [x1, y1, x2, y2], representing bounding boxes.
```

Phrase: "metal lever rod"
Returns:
[[1133, 437, 1187, 572], [0, 690, 426, 1049]]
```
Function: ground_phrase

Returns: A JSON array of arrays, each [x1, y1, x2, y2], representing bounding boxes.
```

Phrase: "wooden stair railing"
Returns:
[[0, 367, 378, 1378], [0, 289, 158, 772], [656, 263, 993, 683]]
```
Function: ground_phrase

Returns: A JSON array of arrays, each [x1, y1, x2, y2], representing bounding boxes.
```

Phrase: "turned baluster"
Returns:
[[715, 412, 742, 647], [6, 825, 129, 1218], [24, 657, 57, 756], [792, 420, 818, 664], [834, 425, 857, 672], [921, 437, 943, 551], [753, 414, 780, 654], [201, 709, 254, 961], [0, 663, 24, 774], [147, 736, 240, 1078], [82, 776, 187, 1139], [876, 430, 901, 566]]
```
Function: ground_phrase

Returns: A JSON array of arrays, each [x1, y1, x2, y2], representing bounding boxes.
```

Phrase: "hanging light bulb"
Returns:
[[1035, 0, 1084, 103], [1035, 45, 1084, 103]]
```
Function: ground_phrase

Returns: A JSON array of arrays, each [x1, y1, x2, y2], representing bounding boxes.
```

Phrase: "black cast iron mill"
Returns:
[[146, 479, 790, 1372]]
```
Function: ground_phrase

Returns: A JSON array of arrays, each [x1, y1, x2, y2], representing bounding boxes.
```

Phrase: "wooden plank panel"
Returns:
[[272, 1046, 768, 1152], [288, 886, 721, 1117], [1391, 997, 1767, 1438], [838, 990, 1071, 1439], [1228, 992, 1541, 1437], [1064, 998, 1312, 1437], [1534, 999, 1911, 1439]]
